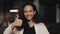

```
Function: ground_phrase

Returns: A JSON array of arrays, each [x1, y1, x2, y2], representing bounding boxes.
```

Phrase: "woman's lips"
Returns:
[[27, 15, 32, 18]]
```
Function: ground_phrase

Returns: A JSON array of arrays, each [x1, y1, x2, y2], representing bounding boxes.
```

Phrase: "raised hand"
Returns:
[[11, 14, 23, 30]]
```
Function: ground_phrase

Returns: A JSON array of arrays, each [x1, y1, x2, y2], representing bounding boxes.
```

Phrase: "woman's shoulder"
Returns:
[[34, 22, 45, 26], [39, 22, 45, 25]]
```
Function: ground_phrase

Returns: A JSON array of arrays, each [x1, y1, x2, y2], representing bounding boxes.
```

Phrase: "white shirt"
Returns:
[[3, 23, 50, 34]]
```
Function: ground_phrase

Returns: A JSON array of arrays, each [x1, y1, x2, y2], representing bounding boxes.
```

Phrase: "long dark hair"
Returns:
[[17, 2, 44, 30]]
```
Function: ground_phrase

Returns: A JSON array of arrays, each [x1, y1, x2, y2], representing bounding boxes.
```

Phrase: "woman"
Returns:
[[3, 2, 50, 34]]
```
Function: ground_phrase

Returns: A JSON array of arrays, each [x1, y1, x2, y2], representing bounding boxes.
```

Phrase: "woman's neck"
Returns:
[[28, 20, 34, 27]]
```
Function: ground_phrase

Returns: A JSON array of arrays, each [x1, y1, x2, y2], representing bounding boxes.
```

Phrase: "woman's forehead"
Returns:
[[24, 5, 33, 10]]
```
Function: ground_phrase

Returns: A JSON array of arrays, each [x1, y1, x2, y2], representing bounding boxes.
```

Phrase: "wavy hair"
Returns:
[[17, 2, 44, 30]]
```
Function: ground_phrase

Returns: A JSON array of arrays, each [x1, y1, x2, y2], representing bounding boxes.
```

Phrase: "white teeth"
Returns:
[[28, 16, 31, 18]]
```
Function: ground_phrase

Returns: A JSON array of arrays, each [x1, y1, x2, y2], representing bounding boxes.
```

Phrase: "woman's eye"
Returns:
[[29, 10, 32, 12], [24, 11, 27, 13]]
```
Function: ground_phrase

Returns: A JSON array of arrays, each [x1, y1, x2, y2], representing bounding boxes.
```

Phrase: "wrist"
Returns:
[[11, 23, 15, 30]]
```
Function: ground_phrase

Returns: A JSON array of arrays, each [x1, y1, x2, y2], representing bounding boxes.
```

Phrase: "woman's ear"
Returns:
[[34, 11, 36, 15]]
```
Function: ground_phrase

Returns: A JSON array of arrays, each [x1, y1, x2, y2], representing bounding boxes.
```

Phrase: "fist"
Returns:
[[11, 14, 22, 29]]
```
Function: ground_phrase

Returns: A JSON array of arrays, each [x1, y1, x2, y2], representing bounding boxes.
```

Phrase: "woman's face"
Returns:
[[24, 5, 36, 21]]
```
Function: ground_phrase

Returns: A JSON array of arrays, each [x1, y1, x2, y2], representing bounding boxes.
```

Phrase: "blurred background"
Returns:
[[0, 0, 60, 34]]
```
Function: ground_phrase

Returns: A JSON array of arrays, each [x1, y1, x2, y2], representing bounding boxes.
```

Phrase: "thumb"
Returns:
[[16, 14, 19, 19]]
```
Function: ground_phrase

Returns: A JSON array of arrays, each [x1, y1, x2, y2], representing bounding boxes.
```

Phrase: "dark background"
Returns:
[[0, 0, 60, 34]]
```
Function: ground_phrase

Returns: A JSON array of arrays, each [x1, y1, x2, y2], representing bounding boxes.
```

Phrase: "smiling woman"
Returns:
[[23, 5, 36, 21], [3, 2, 50, 34]]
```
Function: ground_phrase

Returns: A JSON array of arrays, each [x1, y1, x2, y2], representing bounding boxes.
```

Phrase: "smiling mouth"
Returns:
[[27, 15, 32, 18]]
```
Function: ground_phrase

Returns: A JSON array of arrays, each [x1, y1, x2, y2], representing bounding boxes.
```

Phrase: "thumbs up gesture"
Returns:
[[11, 14, 23, 30]]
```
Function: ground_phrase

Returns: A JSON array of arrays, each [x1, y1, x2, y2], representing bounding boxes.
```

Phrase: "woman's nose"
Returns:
[[27, 12, 30, 14]]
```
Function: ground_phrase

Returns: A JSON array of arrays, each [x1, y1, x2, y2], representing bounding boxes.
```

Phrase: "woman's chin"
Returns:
[[27, 18, 32, 21]]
